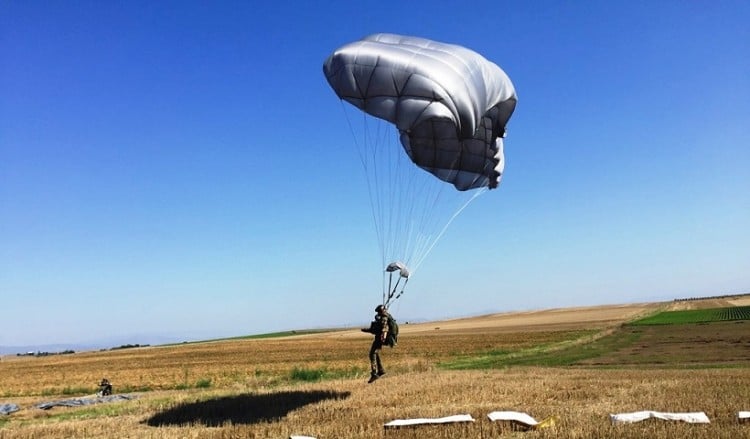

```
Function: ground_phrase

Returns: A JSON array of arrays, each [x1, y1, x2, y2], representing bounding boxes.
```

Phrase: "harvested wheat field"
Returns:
[[1, 296, 749, 438]]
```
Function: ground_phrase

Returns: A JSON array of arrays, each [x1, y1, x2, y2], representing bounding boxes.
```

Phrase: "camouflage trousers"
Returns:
[[369, 339, 384, 374]]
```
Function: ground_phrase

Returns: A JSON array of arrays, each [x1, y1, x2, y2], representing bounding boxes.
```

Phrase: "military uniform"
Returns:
[[363, 305, 390, 383]]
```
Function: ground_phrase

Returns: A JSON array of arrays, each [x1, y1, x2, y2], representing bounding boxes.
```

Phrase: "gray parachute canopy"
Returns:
[[323, 33, 517, 191]]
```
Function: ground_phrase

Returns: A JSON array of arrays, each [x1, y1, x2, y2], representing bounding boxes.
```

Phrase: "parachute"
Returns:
[[323, 34, 516, 305]]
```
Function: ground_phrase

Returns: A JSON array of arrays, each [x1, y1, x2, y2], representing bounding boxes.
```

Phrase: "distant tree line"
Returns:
[[107, 343, 150, 351], [674, 293, 748, 302], [16, 343, 151, 357], [17, 350, 75, 357]]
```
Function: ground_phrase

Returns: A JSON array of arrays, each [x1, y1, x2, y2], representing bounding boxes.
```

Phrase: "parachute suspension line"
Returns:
[[388, 139, 411, 267], [384, 268, 392, 306], [384, 269, 402, 306], [395, 117, 483, 278], [374, 116, 400, 272], [382, 98, 445, 277], [340, 101, 487, 302], [400, 172, 441, 272], [410, 188, 486, 277], [340, 100, 389, 271], [384, 271, 409, 308]]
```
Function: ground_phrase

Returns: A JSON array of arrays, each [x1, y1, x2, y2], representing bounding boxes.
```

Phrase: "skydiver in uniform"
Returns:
[[362, 304, 390, 383]]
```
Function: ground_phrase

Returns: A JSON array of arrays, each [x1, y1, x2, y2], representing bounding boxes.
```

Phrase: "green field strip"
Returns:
[[630, 306, 750, 325]]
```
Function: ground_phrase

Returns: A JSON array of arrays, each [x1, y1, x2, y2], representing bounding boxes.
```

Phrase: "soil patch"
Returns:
[[578, 320, 750, 366]]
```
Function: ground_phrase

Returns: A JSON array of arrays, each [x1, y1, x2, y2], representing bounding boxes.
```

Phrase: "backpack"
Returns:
[[385, 315, 399, 347]]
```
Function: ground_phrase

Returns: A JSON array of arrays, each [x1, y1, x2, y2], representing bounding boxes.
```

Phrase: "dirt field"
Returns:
[[1, 296, 748, 438]]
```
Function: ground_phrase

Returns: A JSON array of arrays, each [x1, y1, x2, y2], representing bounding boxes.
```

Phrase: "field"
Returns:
[[1, 295, 749, 438], [631, 305, 750, 325]]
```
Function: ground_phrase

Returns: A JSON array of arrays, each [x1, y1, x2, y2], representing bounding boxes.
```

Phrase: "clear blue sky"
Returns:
[[1, 1, 748, 347]]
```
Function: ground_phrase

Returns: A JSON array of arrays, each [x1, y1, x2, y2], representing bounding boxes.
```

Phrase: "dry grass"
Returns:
[[1, 298, 749, 438]]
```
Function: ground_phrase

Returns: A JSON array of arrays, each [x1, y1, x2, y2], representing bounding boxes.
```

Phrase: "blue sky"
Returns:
[[1, 1, 748, 347]]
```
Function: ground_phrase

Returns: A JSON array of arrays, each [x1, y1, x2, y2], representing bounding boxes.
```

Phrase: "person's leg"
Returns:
[[369, 341, 378, 373], [368, 340, 382, 382]]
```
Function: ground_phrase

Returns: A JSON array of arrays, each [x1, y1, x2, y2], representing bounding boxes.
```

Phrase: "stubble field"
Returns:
[[1, 296, 748, 438]]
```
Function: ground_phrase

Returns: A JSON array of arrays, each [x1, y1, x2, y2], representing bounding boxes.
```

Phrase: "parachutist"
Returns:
[[364, 305, 398, 383]]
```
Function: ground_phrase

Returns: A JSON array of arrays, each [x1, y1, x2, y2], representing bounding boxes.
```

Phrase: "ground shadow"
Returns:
[[145, 390, 350, 427]]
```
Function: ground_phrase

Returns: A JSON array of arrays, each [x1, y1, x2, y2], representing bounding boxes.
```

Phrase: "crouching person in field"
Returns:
[[98, 378, 112, 397]]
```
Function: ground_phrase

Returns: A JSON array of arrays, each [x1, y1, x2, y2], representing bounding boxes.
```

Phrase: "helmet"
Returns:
[[375, 305, 386, 312]]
